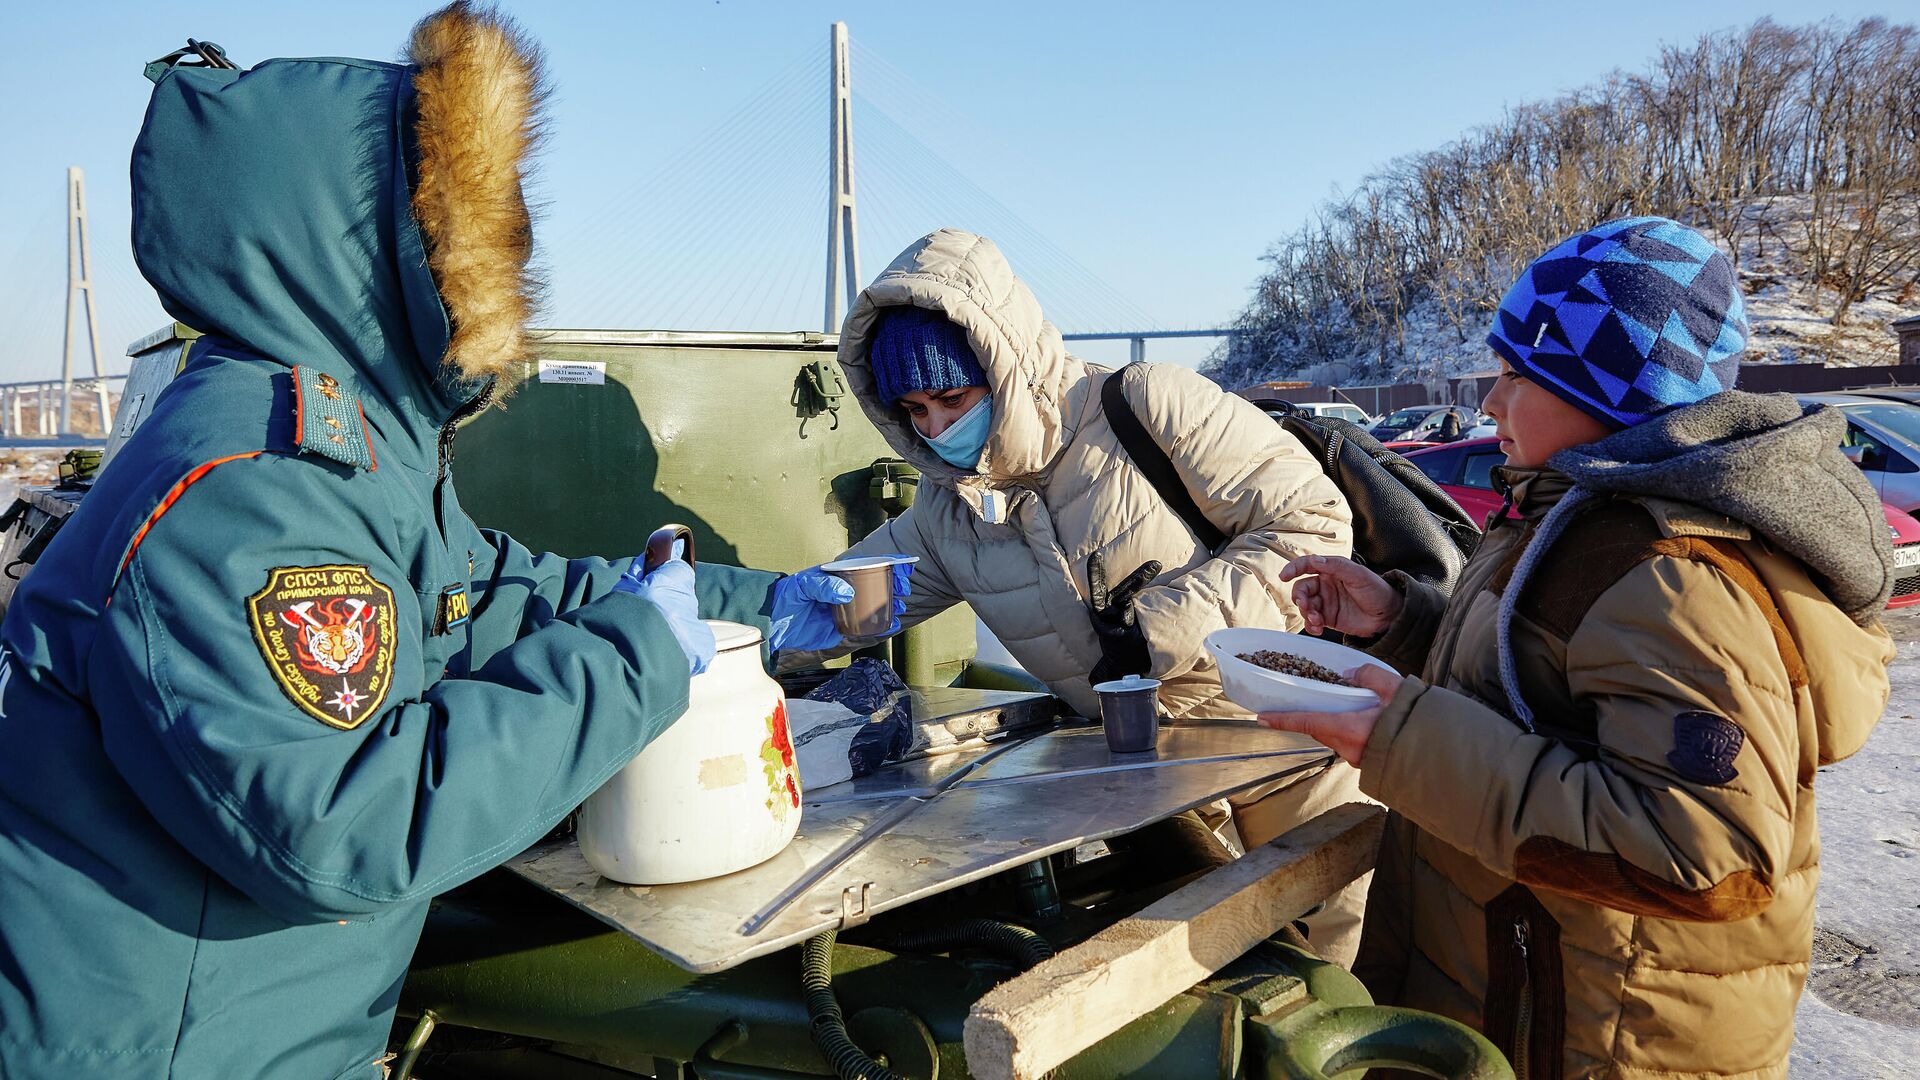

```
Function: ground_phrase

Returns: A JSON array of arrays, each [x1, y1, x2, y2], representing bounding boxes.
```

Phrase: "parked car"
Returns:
[[1888, 503, 1920, 610], [1800, 393, 1920, 515], [1368, 405, 1449, 440], [1834, 387, 1920, 409], [1405, 434, 1920, 609], [1369, 404, 1480, 443], [1290, 401, 1375, 426], [1402, 437, 1509, 522]]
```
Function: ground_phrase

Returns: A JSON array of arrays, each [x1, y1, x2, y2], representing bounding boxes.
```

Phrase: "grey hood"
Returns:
[[1548, 390, 1894, 622]]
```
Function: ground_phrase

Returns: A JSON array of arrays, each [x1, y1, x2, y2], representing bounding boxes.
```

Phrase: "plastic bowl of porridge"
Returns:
[[1203, 627, 1398, 714]]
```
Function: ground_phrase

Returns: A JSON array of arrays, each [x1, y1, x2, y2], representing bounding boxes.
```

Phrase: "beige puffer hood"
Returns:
[[827, 230, 1354, 718], [839, 229, 1082, 491]]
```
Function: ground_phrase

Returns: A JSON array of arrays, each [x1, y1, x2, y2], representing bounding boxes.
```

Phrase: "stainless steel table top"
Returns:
[[506, 713, 1330, 973]]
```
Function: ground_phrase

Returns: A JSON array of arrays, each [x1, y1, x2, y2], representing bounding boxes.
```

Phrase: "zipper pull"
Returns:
[[1510, 919, 1535, 1080]]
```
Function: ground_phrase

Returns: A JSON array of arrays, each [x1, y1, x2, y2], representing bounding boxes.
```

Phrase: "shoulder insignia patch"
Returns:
[[248, 565, 397, 730], [293, 365, 377, 471], [1668, 710, 1745, 785]]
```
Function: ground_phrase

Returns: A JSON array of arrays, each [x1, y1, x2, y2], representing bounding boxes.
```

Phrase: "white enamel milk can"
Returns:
[[577, 526, 802, 884]]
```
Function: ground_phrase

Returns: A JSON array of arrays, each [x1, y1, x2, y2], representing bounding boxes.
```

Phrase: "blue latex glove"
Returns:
[[612, 559, 717, 675], [769, 558, 914, 653]]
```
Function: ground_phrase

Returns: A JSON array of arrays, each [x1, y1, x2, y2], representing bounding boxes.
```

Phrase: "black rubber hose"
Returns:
[[800, 930, 906, 1080], [882, 918, 1056, 970]]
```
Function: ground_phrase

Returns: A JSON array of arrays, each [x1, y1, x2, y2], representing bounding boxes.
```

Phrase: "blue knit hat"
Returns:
[[868, 307, 986, 404], [1487, 216, 1748, 429]]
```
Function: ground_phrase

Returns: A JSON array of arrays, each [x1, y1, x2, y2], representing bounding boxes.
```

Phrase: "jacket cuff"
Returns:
[[1353, 570, 1444, 676], [1134, 583, 1205, 681], [1358, 676, 1426, 798], [1358, 679, 1531, 876]]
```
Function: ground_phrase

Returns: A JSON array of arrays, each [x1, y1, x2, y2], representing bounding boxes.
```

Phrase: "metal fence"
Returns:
[[1734, 363, 1920, 394]]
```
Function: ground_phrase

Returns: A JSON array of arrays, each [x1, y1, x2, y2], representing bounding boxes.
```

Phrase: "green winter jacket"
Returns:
[[0, 16, 776, 1080]]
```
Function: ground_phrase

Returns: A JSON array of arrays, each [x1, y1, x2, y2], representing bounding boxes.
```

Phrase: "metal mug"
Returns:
[[820, 556, 899, 638], [1093, 674, 1161, 754]]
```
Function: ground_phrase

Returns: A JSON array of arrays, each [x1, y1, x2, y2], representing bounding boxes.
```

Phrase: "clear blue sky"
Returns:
[[0, 0, 1905, 378]]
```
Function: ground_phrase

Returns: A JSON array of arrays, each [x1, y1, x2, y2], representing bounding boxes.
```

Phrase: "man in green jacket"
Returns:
[[0, 7, 865, 1077]]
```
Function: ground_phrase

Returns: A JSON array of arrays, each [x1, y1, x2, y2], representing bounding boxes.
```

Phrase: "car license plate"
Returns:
[[1896, 545, 1920, 569]]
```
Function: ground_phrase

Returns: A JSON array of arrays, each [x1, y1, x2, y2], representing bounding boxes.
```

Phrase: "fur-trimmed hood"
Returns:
[[406, 2, 547, 392], [132, 2, 544, 460]]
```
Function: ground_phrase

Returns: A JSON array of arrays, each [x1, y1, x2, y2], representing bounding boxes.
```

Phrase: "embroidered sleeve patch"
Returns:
[[1667, 710, 1745, 785], [247, 565, 397, 730]]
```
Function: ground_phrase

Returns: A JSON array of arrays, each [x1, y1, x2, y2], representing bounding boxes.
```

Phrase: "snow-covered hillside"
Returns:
[[1213, 194, 1914, 388], [1732, 194, 1913, 369]]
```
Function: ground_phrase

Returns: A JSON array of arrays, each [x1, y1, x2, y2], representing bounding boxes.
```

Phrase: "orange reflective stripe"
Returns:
[[109, 452, 265, 598], [357, 402, 378, 472], [292, 366, 305, 438]]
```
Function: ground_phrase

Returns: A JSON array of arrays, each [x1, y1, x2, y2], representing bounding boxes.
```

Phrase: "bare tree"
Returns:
[[1203, 16, 1920, 387]]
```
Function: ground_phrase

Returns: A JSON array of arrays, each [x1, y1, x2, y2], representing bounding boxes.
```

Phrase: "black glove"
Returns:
[[1087, 552, 1162, 685]]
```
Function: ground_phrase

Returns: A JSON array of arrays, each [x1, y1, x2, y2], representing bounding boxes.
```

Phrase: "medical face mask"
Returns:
[[919, 396, 992, 470]]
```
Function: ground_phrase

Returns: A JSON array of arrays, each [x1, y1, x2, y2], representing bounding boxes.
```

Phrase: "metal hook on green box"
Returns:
[[869, 459, 919, 515], [794, 360, 849, 438]]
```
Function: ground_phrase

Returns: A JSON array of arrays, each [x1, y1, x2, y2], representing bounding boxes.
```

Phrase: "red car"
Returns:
[[1404, 438, 1920, 609], [1404, 438, 1510, 524], [1889, 503, 1920, 608]]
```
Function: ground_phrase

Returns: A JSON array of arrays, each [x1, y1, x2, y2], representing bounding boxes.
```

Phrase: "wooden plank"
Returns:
[[963, 801, 1385, 1080]]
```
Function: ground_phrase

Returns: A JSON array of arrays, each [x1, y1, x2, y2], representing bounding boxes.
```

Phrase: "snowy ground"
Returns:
[[1791, 607, 1920, 1077], [0, 450, 66, 506]]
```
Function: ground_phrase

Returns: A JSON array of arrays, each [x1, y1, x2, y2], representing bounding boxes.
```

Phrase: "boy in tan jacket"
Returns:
[[1264, 217, 1894, 1078]]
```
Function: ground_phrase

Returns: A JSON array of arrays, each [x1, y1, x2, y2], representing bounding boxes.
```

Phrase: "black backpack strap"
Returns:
[[1100, 370, 1228, 553]]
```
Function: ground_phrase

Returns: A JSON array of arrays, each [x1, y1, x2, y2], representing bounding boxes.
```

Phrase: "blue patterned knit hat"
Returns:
[[1487, 216, 1748, 429], [868, 307, 986, 404]]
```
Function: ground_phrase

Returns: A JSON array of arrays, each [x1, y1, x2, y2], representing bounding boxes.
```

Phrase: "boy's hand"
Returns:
[[1257, 665, 1405, 767], [1280, 555, 1404, 638]]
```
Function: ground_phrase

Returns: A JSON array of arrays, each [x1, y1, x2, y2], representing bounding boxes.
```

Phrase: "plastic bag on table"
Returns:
[[803, 657, 913, 777]]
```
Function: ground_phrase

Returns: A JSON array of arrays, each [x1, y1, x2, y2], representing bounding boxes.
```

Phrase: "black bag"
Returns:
[[1270, 408, 1481, 592], [1101, 370, 1480, 594]]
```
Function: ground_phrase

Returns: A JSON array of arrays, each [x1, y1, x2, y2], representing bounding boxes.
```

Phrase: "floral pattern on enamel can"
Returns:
[[759, 700, 801, 820]]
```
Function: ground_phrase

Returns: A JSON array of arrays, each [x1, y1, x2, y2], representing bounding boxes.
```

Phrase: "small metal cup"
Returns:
[[821, 557, 898, 638], [1093, 674, 1161, 754]]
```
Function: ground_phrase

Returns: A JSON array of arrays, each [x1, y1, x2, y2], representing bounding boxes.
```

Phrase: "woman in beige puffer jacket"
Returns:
[[820, 229, 1371, 961]]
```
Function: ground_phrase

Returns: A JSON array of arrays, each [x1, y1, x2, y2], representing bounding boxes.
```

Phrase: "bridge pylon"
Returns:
[[61, 167, 111, 438], [823, 22, 861, 334]]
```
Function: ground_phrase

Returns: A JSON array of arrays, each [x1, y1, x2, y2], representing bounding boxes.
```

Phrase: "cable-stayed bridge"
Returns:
[[1, 24, 1232, 441]]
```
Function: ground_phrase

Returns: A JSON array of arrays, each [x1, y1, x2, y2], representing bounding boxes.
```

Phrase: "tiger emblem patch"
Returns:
[[247, 565, 397, 730]]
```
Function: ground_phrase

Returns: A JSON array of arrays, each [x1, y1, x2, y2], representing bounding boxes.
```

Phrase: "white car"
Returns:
[[1290, 402, 1374, 426]]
